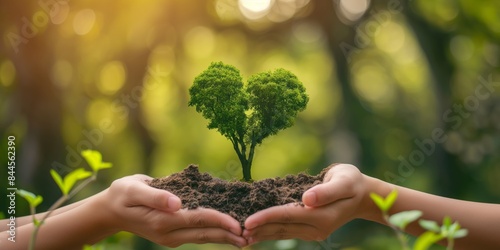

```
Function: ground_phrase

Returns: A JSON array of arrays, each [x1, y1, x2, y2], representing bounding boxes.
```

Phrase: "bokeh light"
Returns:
[[98, 61, 126, 95], [73, 9, 96, 35], [338, 0, 370, 22], [239, 0, 272, 19], [0, 60, 16, 87]]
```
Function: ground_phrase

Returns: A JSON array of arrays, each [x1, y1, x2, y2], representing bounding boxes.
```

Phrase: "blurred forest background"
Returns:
[[1, 0, 499, 249]]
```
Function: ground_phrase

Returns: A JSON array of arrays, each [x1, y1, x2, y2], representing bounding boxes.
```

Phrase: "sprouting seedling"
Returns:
[[370, 189, 468, 250], [16, 190, 43, 226], [189, 62, 309, 181], [17, 149, 112, 250], [370, 189, 415, 250], [81, 149, 113, 172], [50, 168, 92, 195], [416, 216, 468, 250]]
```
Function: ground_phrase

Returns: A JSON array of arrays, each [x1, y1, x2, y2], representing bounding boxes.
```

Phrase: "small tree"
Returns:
[[189, 62, 308, 181]]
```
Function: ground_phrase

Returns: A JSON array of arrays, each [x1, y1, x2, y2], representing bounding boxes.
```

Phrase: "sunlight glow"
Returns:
[[375, 22, 405, 54], [352, 61, 395, 106], [73, 9, 96, 35], [239, 0, 272, 19], [184, 27, 216, 59], [98, 61, 126, 95], [338, 0, 369, 22], [86, 98, 126, 135]]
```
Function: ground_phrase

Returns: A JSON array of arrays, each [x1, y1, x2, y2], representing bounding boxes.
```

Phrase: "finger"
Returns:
[[303, 164, 359, 207], [176, 208, 243, 235], [160, 227, 247, 248], [245, 204, 315, 230], [243, 223, 321, 242], [126, 176, 182, 212]]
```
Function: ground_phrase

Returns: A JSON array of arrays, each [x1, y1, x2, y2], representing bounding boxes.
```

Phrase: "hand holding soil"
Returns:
[[98, 174, 247, 248], [243, 163, 367, 245], [148, 164, 330, 227]]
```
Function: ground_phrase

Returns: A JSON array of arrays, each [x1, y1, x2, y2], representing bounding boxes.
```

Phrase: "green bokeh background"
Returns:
[[1, 0, 499, 249]]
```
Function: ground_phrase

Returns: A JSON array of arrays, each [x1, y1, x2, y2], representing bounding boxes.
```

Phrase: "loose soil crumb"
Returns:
[[148, 165, 329, 227]]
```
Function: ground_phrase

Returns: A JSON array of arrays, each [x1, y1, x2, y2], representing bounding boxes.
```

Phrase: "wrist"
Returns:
[[86, 190, 121, 238], [356, 175, 393, 223]]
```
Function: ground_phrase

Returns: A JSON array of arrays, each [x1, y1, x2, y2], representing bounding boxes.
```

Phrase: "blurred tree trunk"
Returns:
[[6, 5, 64, 207], [403, 2, 467, 198], [309, 0, 378, 174]]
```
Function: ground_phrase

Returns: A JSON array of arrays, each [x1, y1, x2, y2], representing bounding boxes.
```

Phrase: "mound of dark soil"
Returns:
[[148, 165, 329, 227]]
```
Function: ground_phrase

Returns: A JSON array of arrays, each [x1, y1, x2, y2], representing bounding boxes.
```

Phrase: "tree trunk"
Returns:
[[242, 159, 252, 181]]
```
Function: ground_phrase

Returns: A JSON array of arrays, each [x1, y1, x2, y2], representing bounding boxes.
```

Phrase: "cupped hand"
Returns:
[[243, 163, 372, 245], [98, 174, 247, 248]]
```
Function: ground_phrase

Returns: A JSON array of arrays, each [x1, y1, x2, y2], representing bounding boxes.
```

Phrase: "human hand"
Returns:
[[96, 174, 247, 248], [243, 163, 374, 245]]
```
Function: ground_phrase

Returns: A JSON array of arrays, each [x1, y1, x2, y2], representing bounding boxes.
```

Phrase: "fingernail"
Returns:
[[304, 191, 317, 206]]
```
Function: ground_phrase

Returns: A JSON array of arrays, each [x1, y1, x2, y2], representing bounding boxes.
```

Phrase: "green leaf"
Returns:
[[81, 150, 113, 172], [50, 169, 67, 195], [16, 189, 43, 208], [369, 189, 398, 212], [447, 222, 468, 239], [442, 216, 452, 228], [63, 168, 93, 194], [449, 221, 460, 232], [389, 210, 422, 230], [414, 231, 444, 250], [51, 168, 92, 195], [419, 219, 441, 232], [369, 192, 387, 212], [453, 229, 468, 239], [98, 162, 113, 170], [385, 189, 398, 210]]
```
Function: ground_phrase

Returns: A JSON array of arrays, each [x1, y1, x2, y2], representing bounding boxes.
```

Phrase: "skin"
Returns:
[[243, 163, 500, 249], [0, 174, 246, 249]]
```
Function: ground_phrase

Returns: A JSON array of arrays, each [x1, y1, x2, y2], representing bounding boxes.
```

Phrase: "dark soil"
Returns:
[[148, 165, 329, 227]]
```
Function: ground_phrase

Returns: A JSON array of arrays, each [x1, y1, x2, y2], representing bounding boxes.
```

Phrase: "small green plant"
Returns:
[[189, 62, 309, 181], [17, 149, 112, 250], [370, 190, 468, 250]]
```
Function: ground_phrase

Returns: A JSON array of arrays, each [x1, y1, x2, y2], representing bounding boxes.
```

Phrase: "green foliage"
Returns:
[[189, 62, 248, 140], [414, 231, 444, 250], [418, 217, 468, 250], [370, 189, 398, 213], [370, 190, 468, 250], [16, 189, 44, 226], [16, 150, 112, 250], [81, 149, 113, 172], [16, 189, 43, 208], [389, 210, 423, 231], [50, 168, 92, 195], [246, 68, 308, 144], [189, 62, 308, 181]]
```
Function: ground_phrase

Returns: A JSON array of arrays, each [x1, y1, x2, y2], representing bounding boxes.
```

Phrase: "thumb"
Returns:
[[303, 165, 357, 207], [302, 182, 339, 207], [127, 176, 182, 212]]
